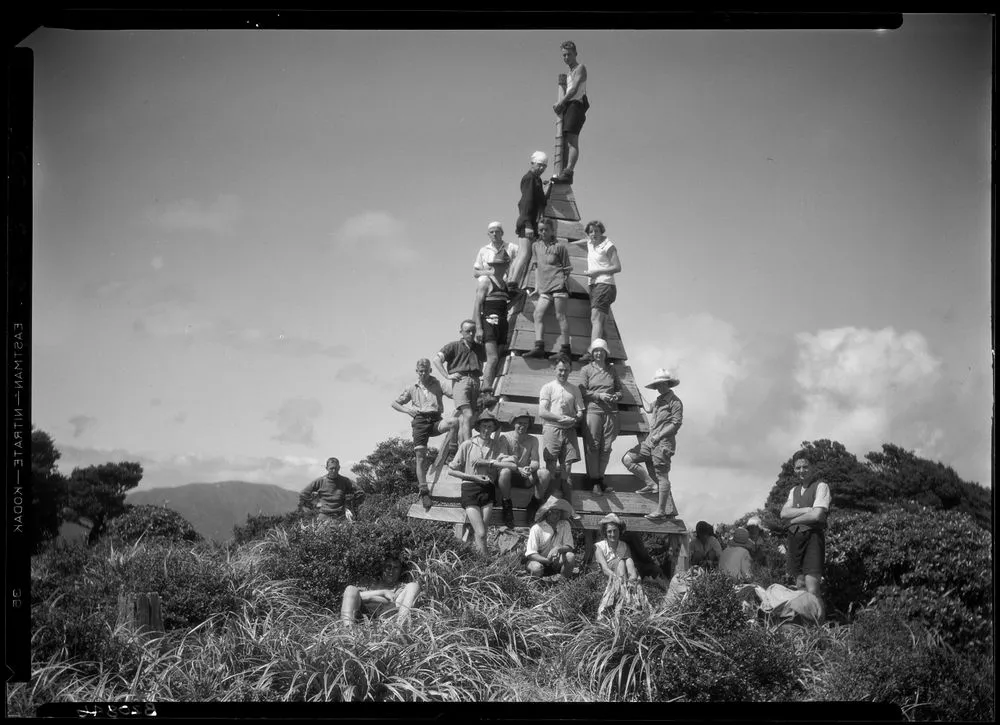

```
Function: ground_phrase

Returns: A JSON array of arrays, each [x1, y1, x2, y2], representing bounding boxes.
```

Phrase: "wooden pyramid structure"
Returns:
[[408, 72, 689, 553]]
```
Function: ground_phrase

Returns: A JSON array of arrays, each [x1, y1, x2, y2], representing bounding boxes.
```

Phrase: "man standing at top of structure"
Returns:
[[551, 40, 589, 184]]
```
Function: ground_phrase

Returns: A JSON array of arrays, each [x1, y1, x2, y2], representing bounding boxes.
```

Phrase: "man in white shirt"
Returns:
[[524, 496, 577, 578], [538, 355, 584, 517], [578, 219, 621, 363], [780, 454, 831, 598]]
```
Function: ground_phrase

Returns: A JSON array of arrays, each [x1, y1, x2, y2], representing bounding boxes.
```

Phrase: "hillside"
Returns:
[[125, 481, 300, 542]]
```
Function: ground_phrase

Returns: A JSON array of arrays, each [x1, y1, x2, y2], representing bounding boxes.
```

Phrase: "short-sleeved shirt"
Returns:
[[394, 376, 445, 415], [500, 431, 540, 470], [474, 242, 519, 276], [539, 379, 585, 429], [690, 536, 723, 567], [586, 238, 618, 286], [439, 339, 486, 377], [525, 519, 573, 558], [450, 433, 514, 475], [579, 362, 623, 414], [532, 240, 572, 294], [649, 390, 683, 454], [299, 474, 361, 518], [595, 539, 632, 571]]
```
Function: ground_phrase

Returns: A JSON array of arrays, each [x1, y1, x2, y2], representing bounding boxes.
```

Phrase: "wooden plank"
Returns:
[[552, 218, 585, 241], [565, 240, 589, 258], [494, 399, 648, 434], [508, 330, 627, 360], [546, 197, 580, 222], [408, 504, 687, 535], [546, 182, 578, 206], [575, 491, 662, 515], [495, 358, 639, 405], [511, 308, 622, 344], [579, 514, 689, 535]]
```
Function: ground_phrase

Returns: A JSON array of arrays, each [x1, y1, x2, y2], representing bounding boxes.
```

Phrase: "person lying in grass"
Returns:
[[340, 555, 421, 627], [595, 513, 650, 620]]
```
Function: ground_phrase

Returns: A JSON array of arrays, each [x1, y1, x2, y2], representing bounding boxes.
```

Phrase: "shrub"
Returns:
[[107, 504, 202, 545], [543, 571, 606, 623], [683, 570, 750, 638], [232, 508, 309, 546]]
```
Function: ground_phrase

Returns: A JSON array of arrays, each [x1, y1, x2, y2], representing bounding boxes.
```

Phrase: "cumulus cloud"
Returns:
[[334, 362, 402, 391], [330, 211, 417, 265], [147, 193, 243, 235], [266, 397, 323, 446], [221, 326, 350, 358], [151, 256, 165, 270], [68, 414, 97, 438]]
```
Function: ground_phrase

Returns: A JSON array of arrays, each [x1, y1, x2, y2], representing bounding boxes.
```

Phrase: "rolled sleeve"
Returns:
[[814, 482, 831, 510]]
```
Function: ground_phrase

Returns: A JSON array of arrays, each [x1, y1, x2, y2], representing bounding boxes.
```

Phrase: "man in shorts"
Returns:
[[780, 453, 831, 598], [578, 219, 621, 363], [623, 368, 682, 521], [472, 246, 513, 395], [537, 354, 584, 517], [473, 221, 519, 280], [496, 411, 554, 529], [391, 358, 458, 510], [340, 554, 421, 627], [551, 40, 589, 184], [523, 218, 573, 361], [448, 410, 516, 554], [433, 319, 487, 446]]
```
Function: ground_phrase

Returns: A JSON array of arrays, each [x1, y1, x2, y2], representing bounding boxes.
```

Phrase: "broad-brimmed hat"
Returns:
[[598, 512, 626, 534], [746, 516, 762, 530], [731, 527, 751, 547], [588, 338, 609, 354], [508, 409, 534, 427], [644, 368, 680, 389], [472, 410, 501, 431], [535, 496, 575, 523]]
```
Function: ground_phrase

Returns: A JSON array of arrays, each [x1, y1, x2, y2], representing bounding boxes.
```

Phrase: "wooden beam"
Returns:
[[407, 503, 688, 535], [554, 73, 567, 176], [553, 218, 586, 242], [508, 330, 627, 359]]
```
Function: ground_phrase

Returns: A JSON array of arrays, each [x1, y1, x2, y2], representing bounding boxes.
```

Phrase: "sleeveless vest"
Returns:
[[790, 481, 827, 533]]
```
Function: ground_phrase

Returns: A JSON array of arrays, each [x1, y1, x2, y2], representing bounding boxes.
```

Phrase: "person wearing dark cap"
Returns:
[[472, 244, 513, 395], [448, 410, 516, 554], [551, 40, 589, 184]]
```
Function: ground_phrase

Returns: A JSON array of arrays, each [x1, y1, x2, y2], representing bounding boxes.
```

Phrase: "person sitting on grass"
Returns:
[[745, 515, 769, 567], [689, 520, 723, 569], [595, 513, 649, 620], [340, 555, 421, 627], [719, 527, 754, 579], [523, 496, 577, 579]]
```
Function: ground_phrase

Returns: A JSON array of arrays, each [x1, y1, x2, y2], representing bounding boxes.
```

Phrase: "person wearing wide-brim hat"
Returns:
[[594, 513, 651, 620], [448, 409, 517, 554], [523, 496, 577, 578], [497, 410, 554, 529], [473, 243, 513, 398], [578, 338, 624, 497], [622, 368, 683, 521]]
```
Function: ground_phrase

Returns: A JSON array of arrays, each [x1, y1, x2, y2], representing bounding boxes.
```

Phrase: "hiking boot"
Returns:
[[635, 485, 657, 495], [524, 496, 541, 524], [524, 343, 547, 359], [644, 511, 668, 521], [419, 488, 433, 511], [592, 484, 603, 496], [548, 344, 573, 362], [501, 499, 515, 530]]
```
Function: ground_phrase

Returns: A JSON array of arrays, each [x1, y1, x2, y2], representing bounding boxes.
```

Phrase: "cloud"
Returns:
[[150, 398, 162, 407], [68, 414, 97, 438], [330, 211, 417, 265], [151, 256, 165, 270], [221, 326, 351, 358], [147, 193, 243, 235], [334, 362, 402, 391], [266, 397, 323, 446], [172, 412, 187, 424]]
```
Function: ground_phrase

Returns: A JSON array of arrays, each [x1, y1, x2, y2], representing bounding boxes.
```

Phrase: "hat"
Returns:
[[598, 512, 626, 534], [491, 247, 511, 266], [530, 150, 548, 165], [644, 368, 680, 389], [487, 221, 503, 233], [732, 527, 751, 547], [472, 410, 501, 431], [509, 409, 534, 426], [588, 338, 609, 354], [535, 496, 575, 523], [746, 516, 762, 529]]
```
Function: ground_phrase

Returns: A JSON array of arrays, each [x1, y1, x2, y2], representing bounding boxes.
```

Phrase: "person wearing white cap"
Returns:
[[745, 515, 768, 566], [472, 221, 519, 280], [623, 368, 683, 521], [509, 150, 551, 294], [578, 338, 623, 496]]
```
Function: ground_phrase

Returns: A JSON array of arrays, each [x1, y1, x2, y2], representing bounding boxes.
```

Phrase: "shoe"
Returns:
[[419, 489, 433, 511], [592, 484, 603, 496], [549, 344, 573, 362], [524, 344, 547, 359], [501, 499, 515, 530], [571, 513, 583, 521], [635, 485, 657, 495], [506, 281, 520, 293], [525, 496, 541, 524], [645, 512, 668, 521]]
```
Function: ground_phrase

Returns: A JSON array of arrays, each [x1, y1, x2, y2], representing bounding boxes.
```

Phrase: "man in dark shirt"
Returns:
[[299, 457, 364, 523], [509, 150, 550, 293], [433, 319, 487, 446]]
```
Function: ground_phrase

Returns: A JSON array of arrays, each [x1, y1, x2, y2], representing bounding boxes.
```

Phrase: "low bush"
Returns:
[[231, 508, 310, 546], [107, 504, 202, 545], [683, 570, 750, 637]]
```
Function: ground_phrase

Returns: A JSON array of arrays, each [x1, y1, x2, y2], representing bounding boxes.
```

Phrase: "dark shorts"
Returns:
[[526, 560, 562, 576], [590, 283, 617, 314], [786, 529, 825, 579], [515, 215, 539, 238], [482, 298, 509, 345], [461, 480, 495, 508], [411, 413, 443, 449], [563, 99, 588, 135], [509, 468, 540, 488]]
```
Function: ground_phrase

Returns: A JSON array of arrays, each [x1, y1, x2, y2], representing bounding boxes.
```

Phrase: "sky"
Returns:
[[23, 17, 993, 529]]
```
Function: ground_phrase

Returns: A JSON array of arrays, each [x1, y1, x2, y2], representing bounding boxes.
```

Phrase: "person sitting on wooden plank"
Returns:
[[298, 457, 364, 524], [508, 150, 549, 294], [447, 410, 517, 554], [472, 246, 512, 396], [391, 358, 458, 511], [523, 496, 577, 579], [578, 338, 623, 496], [472, 221, 519, 279], [689, 520, 723, 569], [497, 411, 554, 529], [578, 220, 622, 363], [537, 354, 584, 520], [623, 368, 683, 521], [340, 554, 421, 627], [551, 40, 589, 185], [433, 319, 487, 447], [523, 218, 573, 361]]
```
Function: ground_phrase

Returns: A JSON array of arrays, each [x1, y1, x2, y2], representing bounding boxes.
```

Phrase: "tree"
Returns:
[[350, 437, 422, 500], [66, 461, 144, 545], [29, 427, 69, 553]]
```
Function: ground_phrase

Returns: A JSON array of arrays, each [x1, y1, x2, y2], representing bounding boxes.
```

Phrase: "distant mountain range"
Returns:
[[126, 480, 301, 542]]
